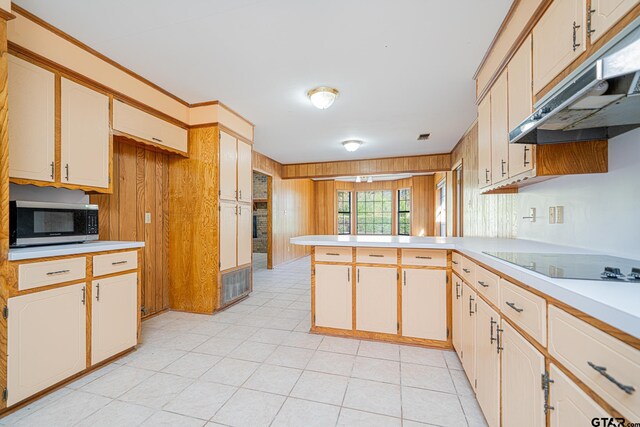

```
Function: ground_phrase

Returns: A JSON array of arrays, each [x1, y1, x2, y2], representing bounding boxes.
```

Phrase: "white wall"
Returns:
[[516, 128, 640, 259], [9, 184, 89, 204]]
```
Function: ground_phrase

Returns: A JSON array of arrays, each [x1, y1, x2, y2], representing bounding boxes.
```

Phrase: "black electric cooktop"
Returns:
[[483, 252, 640, 282]]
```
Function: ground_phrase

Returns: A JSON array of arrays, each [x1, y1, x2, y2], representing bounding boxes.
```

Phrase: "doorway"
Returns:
[[252, 171, 272, 270]]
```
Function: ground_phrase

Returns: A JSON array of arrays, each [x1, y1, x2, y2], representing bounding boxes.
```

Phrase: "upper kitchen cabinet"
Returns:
[[533, 0, 586, 94], [61, 78, 110, 189], [112, 100, 188, 156], [589, 0, 640, 42], [8, 55, 55, 183], [478, 95, 492, 189], [490, 72, 509, 185], [219, 131, 238, 201], [507, 35, 534, 178]]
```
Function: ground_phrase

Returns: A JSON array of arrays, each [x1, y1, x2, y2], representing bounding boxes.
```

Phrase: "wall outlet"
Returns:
[[524, 207, 536, 222], [549, 207, 556, 224], [556, 206, 564, 224], [145, 212, 152, 224]]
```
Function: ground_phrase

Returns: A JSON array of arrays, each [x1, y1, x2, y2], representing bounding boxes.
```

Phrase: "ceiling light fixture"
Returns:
[[367, 176, 373, 183], [342, 140, 362, 152], [356, 176, 362, 183], [308, 86, 339, 109]]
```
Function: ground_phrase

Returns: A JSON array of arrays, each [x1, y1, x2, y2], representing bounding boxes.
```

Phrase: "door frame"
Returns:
[[252, 169, 273, 269]]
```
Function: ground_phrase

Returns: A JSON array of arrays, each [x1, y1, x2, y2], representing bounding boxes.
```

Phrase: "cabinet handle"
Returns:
[[485, 168, 490, 183], [368, 254, 385, 258], [403, 271, 406, 286], [572, 21, 581, 52], [111, 260, 128, 266], [46, 269, 70, 276], [239, 190, 242, 200], [505, 301, 524, 313], [96, 283, 100, 301], [501, 160, 507, 177], [523, 146, 530, 166], [587, 8, 596, 38], [81, 286, 86, 305], [325, 253, 340, 256], [490, 318, 497, 343], [587, 362, 636, 395], [357, 268, 360, 283], [65, 164, 69, 181], [477, 280, 489, 288], [452, 260, 458, 265], [415, 256, 432, 260], [152, 137, 163, 143], [347, 268, 350, 282], [455, 282, 460, 299], [50, 162, 55, 179], [469, 295, 475, 316], [238, 206, 242, 216], [463, 268, 471, 273], [496, 325, 504, 353]]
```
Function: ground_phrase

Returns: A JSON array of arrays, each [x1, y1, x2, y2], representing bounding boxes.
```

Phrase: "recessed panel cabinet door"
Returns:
[[590, 0, 640, 43], [219, 201, 237, 271], [475, 298, 501, 427], [237, 204, 252, 267], [478, 96, 492, 188], [508, 36, 535, 178], [237, 140, 252, 203], [452, 273, 464, 360], [8, 55, 55, 182], [533, 0, 586, 94], [461, 283, 477, 388], [548, 364, 609, 427], [7, 284, 87, 406], [402, 269, 447, 341], [219, 131, 237, 201], [491, 72, 509, 185], [61, 78, 110, 188], [315, 264, 352, 330], [501, 320, 545, 427], [356, 266, 397, 334], [92, 273, 137, 365]]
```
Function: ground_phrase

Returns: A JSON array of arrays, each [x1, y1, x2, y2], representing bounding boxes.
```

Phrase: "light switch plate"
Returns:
[[145, 212, 152, 224], [549, 207, 556, 224], [556, 206, 564, 224]]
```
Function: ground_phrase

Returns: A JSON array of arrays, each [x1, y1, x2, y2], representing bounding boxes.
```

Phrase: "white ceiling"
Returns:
[[14, 0, 513, 164]]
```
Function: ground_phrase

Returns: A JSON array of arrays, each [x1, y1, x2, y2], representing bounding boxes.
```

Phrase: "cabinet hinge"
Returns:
[[397, 322, 400, 331], [2, 388, 7, 401], [397, 272, 399, 280], [446, 327, 450, 338], [446, 275, 449, 284], [2, 306, 7, 319], [474, 379, 477, 389]]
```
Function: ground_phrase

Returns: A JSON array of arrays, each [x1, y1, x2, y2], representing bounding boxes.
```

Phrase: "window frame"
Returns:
[[355, 190, 393, 236], [336, 190, 353, 235], [436, 178, 447, 237], [397, 187, 411, 236]]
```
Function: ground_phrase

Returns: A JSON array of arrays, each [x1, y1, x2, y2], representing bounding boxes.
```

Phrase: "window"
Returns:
[[337, 191, 352, 235], [397, 188, 411, 236], [436, 178, 447, 237], [356, 190, 392, 235]]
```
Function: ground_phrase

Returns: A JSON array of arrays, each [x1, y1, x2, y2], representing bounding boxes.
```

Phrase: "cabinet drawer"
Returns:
[[18, 257, 86, 291], [548, 305, 640, 421], [460, 256, 476, 286], [500, 279, 547, 346], [475, 266, 499, 306], [356, 247, 398, 265], [401, 249, 446, 267], [315, 246, 352, 263], [452, 252, 463, 274], [93, 251, 138, 277]]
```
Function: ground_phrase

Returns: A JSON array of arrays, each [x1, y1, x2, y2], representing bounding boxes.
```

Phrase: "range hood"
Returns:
[[510, 22, 640, 145]]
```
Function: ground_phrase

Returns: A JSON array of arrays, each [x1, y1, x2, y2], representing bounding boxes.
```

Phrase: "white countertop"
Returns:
[[8, 241, 145, 261], [291, 235, 640, 339]]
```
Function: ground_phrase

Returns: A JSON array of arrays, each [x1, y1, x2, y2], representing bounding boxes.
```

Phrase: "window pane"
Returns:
[[397, 188, 411, 236], [355, 190, 392, 235]]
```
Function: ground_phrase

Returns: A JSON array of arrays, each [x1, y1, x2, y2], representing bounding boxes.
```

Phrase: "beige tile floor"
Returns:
[[1, 256, 488, 427]]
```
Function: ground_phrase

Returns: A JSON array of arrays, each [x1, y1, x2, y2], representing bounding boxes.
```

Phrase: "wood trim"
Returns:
[[0, 10, 16, 22], [310, 326, 452, 350], [10, 4, 190, 107], [189, 100, 256, 128], [112, 131, 188, 157]]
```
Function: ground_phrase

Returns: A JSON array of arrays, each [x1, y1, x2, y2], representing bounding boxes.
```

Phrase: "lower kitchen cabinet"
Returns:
[[91, 273, 138, 365], [356, 266, 397, 334], [7, 284, 87, 406], [461, 282, 477, 389], [315, 264, 352, 330], [452, 273, 464, 360], [548, 364, 609, 427], [501, 320, 545, 427], [475, 298, 501, 427], [401, 268, 447, 341]]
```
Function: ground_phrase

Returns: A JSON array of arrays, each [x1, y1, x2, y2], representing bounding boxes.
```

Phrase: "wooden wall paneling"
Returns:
[[313, 180, 337, 236], [411, 175, 435, 237], [0, 18, 8, 410], [143, 149, 155, 314]]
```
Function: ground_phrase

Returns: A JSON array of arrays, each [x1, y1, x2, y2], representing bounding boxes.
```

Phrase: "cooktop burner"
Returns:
[[483, 252, 640, 282]]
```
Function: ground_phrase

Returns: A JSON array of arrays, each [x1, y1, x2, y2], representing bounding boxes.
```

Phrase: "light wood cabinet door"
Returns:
[[356, 266, 397, 334], [533, 0, 586, 94], [219, 131, 237, 201], [461, 282, 477, 388], [219, 201, 237, 271], [237, 204, 252, 267], [475, 298, 501, 427], [491, 72, 509, 184], [549, 364, 610, 427], [478, 96, 492, 188], [589, 0, 640, 42], [8, 55, 55, 182], [452, 273, 464, 360], [61, 78, 110, 189], [402, 269, 447, 341], [237, 140, 252, 203], [315, 264, 352, 330], [508, 35, 535, 177], [7, 284, 86, 406], [501, 320, 545, 427], [92, 273, 137, 365]]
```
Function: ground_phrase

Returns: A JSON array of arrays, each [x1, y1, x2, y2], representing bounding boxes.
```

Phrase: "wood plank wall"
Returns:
[[253, 151, 315, 267], [451, 123, 517, 238], [90, 137, 170, 317]]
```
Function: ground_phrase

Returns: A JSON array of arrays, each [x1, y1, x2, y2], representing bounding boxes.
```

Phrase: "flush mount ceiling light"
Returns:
[[367, 176, 373, 183], [308, 86, 339, 109], [342, 140, 362, 152], [356, 176, 362, 183]]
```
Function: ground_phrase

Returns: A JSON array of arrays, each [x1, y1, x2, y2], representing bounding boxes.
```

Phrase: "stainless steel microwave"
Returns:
[[10, 201, 99, 247]]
